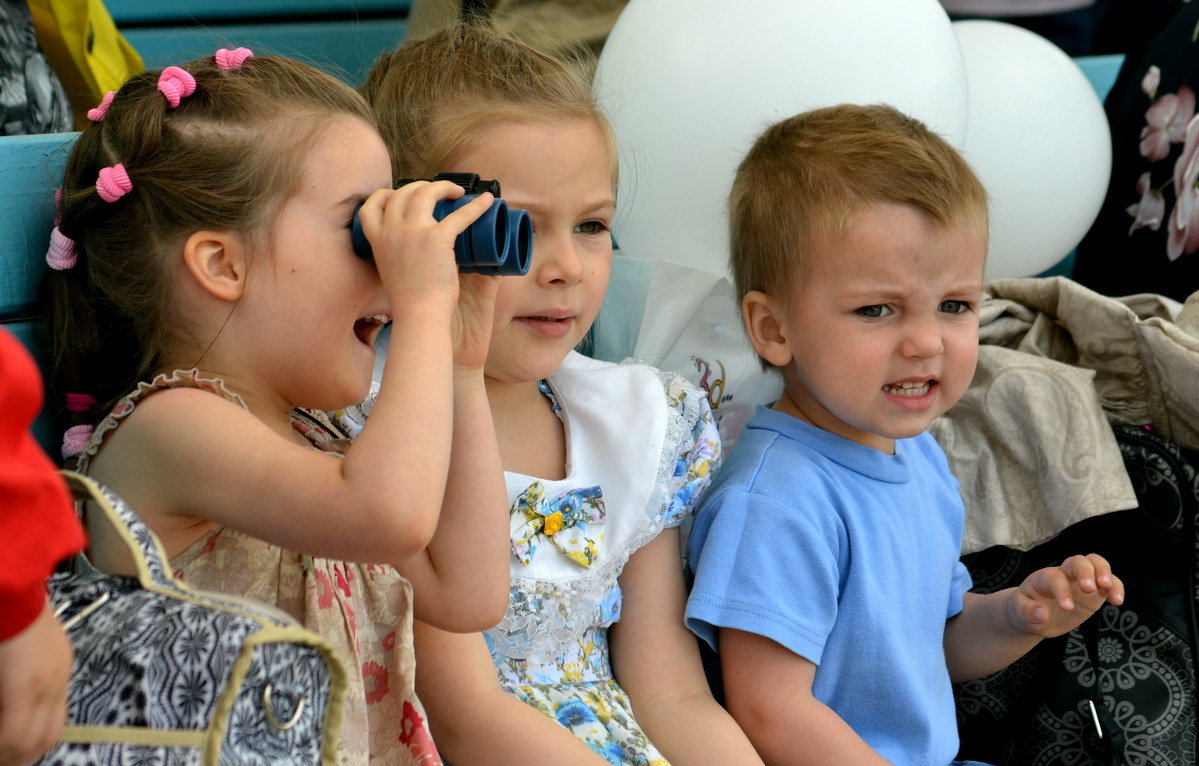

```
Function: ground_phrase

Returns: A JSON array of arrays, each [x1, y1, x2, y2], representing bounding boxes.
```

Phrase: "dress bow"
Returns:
[[509, 481, 605, 568]]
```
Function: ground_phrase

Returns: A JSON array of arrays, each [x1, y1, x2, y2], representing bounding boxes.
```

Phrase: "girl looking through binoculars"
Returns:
[[362, 24, 764, 766]]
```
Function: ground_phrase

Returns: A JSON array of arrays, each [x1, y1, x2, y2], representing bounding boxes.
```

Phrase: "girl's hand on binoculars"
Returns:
[[357, 181, 495, 311], [452, 273, 500, 372]]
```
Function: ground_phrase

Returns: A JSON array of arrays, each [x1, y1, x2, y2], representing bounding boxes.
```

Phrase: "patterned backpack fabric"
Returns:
[[955, 425, 1199, 766], [36, 472, 347, 765]]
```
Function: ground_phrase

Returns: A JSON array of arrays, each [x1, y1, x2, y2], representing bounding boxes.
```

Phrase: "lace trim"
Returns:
[[487, 365, 717, 662], [74, 369, 247, 474]]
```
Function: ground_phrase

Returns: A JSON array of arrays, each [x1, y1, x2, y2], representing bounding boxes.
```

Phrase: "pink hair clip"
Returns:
[[96, 164, 133, 203], [215, 47, 254, 70], [65, 393, 96, 413], [61, 424, 94, 459], [157, 66, 197, 108], [87, 91, 116, 122], [46, 227, 78, 270]]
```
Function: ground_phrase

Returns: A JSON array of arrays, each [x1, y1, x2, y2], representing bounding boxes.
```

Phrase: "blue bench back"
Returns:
[[109, 0, 409, 85], [1, 133, 76, 454]]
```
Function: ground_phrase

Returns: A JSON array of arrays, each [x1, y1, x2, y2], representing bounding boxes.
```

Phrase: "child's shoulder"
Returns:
[[555, 352, 708, 412], [703, 409, 854, 502]]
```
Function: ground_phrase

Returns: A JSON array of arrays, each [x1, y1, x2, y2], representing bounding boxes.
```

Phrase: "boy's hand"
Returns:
[[1008, 554, 1124, 638], [0, 599, 72, 766]]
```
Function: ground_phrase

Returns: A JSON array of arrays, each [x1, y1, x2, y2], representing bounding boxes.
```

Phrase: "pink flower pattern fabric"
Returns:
[[1075, 2, 1199, 299]]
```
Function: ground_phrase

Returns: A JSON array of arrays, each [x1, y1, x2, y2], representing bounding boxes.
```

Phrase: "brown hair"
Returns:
[[45, 54, 376, 426], [360, 22, 615, 183], [729, 104, 988, 312]]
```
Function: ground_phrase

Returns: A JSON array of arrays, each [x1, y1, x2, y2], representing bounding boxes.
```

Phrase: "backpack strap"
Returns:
[[61, 470, 187, 595]]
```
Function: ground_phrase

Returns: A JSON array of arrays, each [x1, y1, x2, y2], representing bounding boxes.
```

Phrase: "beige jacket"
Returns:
[[932, 277, 1199, 553]]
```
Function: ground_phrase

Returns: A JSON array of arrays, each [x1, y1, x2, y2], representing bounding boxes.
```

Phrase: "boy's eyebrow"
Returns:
[[835, 282, 984, 300]]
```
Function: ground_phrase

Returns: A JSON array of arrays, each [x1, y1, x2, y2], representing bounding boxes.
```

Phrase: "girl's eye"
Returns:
[[939, 300, 970, 314], [856, 304, 892, 319], [574, 220, 610, 235]]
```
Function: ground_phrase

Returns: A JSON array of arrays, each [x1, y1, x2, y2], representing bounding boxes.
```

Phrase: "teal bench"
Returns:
[[109, 0, 411, 85], [1, 133, 76, 454]]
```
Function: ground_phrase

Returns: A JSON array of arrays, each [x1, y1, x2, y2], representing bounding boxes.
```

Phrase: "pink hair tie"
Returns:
[[215, 47, 254, 70], [61, 424, 94, 459], [87, 91, 116, 121], [157, 66, 197, 108], [45, 227, 78, 270], [96, 164, 133, 203], [65, 393, 96, 413]]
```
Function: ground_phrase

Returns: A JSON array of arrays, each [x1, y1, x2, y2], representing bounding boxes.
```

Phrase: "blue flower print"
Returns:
[[555, 698, 599, 729], [596, 741, 625, 765]]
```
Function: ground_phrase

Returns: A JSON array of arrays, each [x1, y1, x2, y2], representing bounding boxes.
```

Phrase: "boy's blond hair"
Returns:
[[729, 104, 988, 309], [360, 22, 616, 183]]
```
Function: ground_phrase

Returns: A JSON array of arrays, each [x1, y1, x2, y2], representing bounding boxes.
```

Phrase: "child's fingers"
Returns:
[[1026, 566, 1077, 611], [1059, 554, 1099, 594], [434, 190, 496, 234], [354, 186, 401, 234], [1081, 552, 1117, 590], [1099, 570, 1126, 606], [1010, 590, 1050, 627]]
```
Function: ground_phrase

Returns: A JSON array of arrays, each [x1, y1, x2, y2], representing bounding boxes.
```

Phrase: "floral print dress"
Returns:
[[484, 353, 721, 766], [74, 370, 441, 766]]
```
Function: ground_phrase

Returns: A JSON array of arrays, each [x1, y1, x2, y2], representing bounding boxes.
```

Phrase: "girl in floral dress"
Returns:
[[361, 25, 764, 765], [44, 50, 512, 764]]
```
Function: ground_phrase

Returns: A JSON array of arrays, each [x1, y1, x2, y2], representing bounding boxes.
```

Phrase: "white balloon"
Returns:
[[953, 20, 1112, 280], [594, 0, 968, 277]]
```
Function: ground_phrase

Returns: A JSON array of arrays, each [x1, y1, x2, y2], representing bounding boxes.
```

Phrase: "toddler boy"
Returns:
[[684, 104, 1124, 765]]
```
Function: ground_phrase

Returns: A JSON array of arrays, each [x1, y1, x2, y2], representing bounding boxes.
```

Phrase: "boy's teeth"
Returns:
[[883, 381, 931, 397]]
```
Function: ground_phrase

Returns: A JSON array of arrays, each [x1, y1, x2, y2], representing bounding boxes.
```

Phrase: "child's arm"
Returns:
[[413, 621, 612, 765], [610, 529, 764, 765], [720, 628, 892, 765], [89, 183, 496, 566], [944, 553, 1125, 682], [396, 280, 510, 630], [0, 597, 72, 766]]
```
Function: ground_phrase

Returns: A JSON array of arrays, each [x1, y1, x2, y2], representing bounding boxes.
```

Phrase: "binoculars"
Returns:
[[351, 172, 532, 276]]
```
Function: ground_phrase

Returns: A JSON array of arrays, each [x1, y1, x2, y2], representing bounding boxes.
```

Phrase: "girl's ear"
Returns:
[[742, 290, 794, 367], [182, 230, 247, 303]]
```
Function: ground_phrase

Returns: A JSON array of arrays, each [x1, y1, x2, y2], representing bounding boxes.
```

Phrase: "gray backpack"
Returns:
[[37, 472, 347, 765]]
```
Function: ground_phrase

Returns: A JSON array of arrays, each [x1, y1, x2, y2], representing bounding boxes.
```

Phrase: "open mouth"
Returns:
[[882, 380, 935, 398], [353, 314, 391, 346]]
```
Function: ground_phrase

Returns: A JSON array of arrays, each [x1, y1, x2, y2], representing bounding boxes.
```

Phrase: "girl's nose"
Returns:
[[534, 232, 584, 286]]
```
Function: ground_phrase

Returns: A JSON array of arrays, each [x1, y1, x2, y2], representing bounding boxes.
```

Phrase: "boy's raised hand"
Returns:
[[1008, 554, 1124, 638]]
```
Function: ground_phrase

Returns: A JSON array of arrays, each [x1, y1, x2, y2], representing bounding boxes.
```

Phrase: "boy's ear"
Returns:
[[181, 230, 247, 303], [742, 290, 794, 367]]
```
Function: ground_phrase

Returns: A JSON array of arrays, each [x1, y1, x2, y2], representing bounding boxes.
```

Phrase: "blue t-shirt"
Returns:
[[685, 407, 973, 766]]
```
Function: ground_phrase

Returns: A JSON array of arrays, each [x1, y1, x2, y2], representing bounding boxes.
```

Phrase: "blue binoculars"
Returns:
[[351, 172, 532, 276]]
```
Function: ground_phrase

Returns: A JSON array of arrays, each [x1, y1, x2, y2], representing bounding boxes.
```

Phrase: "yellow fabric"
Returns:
[[26, 0, 144, 128], [60, 725, 204, 747]]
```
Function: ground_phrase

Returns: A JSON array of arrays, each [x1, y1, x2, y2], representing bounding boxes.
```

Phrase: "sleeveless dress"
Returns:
[[485, 353, 721, 765], [75, 369, 441, 766]]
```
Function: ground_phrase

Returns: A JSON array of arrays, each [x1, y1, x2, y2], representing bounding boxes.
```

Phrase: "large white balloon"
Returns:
[[594, 0, 968, 276], [953, 20, 1111, 280]]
